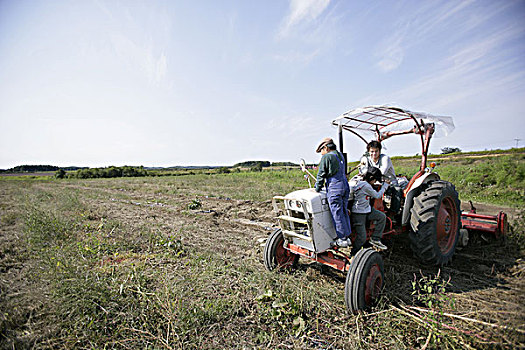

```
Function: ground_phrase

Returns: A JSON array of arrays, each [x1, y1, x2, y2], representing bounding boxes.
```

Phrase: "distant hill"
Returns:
[[0, 165, 87, 173], [0, 165, 59, 173], [271, 162, 298, 167], [233, 161, 271, 168], [154, 165, 222, 170]]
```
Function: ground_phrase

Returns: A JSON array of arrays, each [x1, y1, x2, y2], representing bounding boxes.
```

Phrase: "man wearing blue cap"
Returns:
[[314, 138, 352, 248]]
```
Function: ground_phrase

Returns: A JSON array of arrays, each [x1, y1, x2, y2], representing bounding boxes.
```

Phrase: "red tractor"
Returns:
[[264, 106, 507, 313]]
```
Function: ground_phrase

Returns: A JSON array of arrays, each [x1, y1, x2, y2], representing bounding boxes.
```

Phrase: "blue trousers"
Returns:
[[327, 187, 352, 239]]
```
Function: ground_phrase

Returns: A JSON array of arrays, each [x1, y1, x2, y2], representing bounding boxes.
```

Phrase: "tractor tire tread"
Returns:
[[409, 180, 461, 266], [263, 228, 298, 271], [345, 248, 384, 314]]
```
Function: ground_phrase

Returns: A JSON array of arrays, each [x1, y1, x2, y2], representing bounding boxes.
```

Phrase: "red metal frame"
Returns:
[[288, 243, 351, 272], [333, 106, 507, 240], [419, 123, 434, 172], [461, 211, 507, 238]]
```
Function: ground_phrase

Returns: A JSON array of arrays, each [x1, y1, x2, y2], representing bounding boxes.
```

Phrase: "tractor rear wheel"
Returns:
[[263, 229, 298, 271], [344, 248, 384, 313], [409, 180, 461, 266]]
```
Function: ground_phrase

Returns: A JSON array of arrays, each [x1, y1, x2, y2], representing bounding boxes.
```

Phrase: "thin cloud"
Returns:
[[278, 0, 331, 38], [374, 1, 516, 73], [94, 1, 170, 86], [376, 25, 408, 72], [145, 50, 168, 84], [272, 48, 321, 65], [412, 0, 476, 39], [108, 33, 168, 86], [389, 23, 525, 110], [374, 1, 474, 73], [273, 0, 341, 66], [448, 25, 524, 69]]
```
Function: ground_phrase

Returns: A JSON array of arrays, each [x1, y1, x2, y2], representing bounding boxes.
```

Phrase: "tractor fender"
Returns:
[[401, 172, 440, 226]]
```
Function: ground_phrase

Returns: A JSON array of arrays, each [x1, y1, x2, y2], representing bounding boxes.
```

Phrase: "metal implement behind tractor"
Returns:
[[263, 106, 507, 313]]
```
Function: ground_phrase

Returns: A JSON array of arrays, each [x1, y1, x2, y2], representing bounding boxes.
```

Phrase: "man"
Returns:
[[359, 140, 397, 185], [359, 140, 401, 214], [314, 138, 352, 248]]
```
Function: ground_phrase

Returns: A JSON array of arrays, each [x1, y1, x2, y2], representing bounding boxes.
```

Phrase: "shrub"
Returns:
[[188, 198, 202, 210], [217, 167, 231, 174], [55, 169, 66, 179], [73, 166, 148, 179], [250, 163, 263, 172]]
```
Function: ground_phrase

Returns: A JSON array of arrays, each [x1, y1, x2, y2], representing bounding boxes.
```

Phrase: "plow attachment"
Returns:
[[461, 202, 508, 239]]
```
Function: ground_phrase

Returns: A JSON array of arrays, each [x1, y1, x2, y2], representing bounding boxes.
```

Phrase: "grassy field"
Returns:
[[1, 150, 524, 349], [350, 148, 525, 207]]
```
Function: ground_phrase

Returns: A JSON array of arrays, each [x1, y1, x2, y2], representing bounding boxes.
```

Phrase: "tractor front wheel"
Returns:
[[345, 248, 384, 313], [409, 180, 461, 266], [263, 229, 299, 271]]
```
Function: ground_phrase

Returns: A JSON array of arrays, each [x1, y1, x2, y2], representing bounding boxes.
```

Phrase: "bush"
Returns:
[[55, 169, 66, 179], [73, 166, 148, 179], [217, 167, 231, 174], [250, 163, 263, 172], [234, 160, 270, 168]]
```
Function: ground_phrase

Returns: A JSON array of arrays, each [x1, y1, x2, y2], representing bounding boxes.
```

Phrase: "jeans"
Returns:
[[327, 186, 351, 239]]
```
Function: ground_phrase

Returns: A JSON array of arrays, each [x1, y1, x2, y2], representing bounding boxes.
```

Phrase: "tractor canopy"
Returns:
[[331, 105, 455, 144]]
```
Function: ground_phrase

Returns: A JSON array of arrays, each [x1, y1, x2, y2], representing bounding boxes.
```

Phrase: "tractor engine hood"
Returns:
[[283, 188, 329, 214]]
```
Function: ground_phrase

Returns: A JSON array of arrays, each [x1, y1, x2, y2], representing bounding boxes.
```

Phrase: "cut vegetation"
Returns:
[[0, 149, 523, 349]]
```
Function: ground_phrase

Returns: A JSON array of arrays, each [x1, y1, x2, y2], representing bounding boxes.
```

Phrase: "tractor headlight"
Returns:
[[286, 200, 303, 210]]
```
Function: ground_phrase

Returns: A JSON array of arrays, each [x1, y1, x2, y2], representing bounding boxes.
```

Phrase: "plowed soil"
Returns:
[[1, 178, 524, 349]]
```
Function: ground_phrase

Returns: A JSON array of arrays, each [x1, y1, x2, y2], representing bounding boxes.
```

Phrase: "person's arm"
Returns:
[[358, 156, 368, 174], [315, 153, 339, 192], [315, 158, 327, 192], [379, 155, 397, 184], [377, 155, 390, 175], [363, 182, 389, 199]]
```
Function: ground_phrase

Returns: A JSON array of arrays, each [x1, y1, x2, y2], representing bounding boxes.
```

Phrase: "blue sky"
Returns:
[[1, 0, 524, 168]]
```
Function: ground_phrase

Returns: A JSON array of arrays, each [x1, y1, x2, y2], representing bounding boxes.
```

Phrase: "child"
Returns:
[[350, 167, 388, 255]]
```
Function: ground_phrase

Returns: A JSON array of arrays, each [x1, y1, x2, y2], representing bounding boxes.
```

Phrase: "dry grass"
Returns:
[[0, 174, 524, 349]]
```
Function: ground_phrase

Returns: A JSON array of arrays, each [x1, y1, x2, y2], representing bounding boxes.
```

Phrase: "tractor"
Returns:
[[263, 106, 507, 313]]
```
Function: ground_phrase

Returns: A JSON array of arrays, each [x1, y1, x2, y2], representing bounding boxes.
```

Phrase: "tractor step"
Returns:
[[282, 229, 313, 242], [277, 215, 308, 225]]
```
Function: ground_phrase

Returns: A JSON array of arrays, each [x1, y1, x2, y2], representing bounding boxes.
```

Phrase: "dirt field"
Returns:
[[1, 176, 524, 349]]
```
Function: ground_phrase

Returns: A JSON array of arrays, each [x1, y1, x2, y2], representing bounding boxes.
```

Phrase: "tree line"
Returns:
[[0, 165, 86, 173], [233, 161, 298, 167], [55, 166, 148, 179]]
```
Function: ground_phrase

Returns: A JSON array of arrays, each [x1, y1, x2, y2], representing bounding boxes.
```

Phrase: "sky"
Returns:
[[1, 0, 524, 168]]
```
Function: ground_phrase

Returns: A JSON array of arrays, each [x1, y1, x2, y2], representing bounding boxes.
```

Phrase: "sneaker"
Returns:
[[335, 238, 349, 248], [370, 239, 387, 250]]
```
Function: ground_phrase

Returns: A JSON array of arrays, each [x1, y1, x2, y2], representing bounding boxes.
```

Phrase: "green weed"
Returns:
[[1, 160, 523, 349], [411, 270, 456, 345], [187, 198, 202, 210]]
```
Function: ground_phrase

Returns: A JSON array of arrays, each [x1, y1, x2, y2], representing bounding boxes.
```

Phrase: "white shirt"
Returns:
[[359, 154, 398, 185]]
